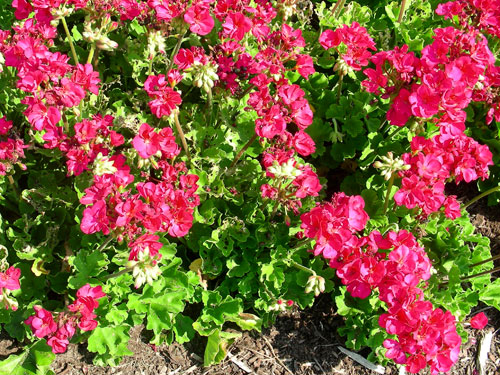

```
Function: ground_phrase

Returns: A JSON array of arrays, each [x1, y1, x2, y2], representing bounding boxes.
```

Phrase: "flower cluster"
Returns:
[[300, 194, 461, 373], [144, 74, 183, 118], [436, 0, 500, 39], [25, 284, 105, 353], [0, 266, 21, 310], [362, 25, 497, 130], [320, 22, 376, 74], [394, 131, 493, 219]]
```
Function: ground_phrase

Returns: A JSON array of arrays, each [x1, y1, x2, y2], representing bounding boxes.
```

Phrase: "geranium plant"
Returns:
[[0, 0, 499, 374]]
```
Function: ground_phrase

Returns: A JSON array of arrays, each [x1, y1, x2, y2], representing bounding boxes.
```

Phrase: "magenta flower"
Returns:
[[470, 312, 488, 329]]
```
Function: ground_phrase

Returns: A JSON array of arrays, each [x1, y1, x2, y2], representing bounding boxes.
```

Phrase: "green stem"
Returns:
[[148, 57, 154, 75], [173, 111, 192, 162], [289, 260, 316, 275], [103, 267, 132, 280], [290, 238, 313, 250], [398, 0, 408, 23], [61, 16, 79, 65], [336, 74, 344, 103], [207, 87, 213, 126], [167, 31, 186, 74], [86, 44, 95, 65], [383, 173, 396, 215], [333, 0, 346, 18], [97, 236, 114, 252], [463, 185, 500, 209], [229, 133, 258, 169]]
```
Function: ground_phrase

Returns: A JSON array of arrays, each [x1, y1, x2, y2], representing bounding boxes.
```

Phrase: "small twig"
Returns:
[[398, 0, 408, 23], [478, 329, 494, 375], [227, 352, 253, 373], [469, 254, 500, 268], [337, 347, 385, 374], [61, 16, 79, 65], [173, 111, 192, 162], [229, 133, 258, 169], [263, 337, 294, 375]]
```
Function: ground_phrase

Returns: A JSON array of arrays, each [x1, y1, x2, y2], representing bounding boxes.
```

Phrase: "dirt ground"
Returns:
[[1, 181, 500, 375]]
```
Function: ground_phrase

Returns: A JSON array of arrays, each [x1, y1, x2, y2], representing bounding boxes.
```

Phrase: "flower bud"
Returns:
[[305, 274, 325, 296]]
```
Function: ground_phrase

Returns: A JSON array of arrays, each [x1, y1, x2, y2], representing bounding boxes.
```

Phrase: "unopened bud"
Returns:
[[305, 274, 325, 296]]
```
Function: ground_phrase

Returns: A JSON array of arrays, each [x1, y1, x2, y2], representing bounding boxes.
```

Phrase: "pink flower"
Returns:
[[0, 118, 13, 135], [184, 4, 214, 36], [132, 123, 161, 159], [25, 306, 58, 338], [470, 312, 488, 329], [292, 131, 316, 156], [222, 12, 252, 41], [0, 267, 21, 291]]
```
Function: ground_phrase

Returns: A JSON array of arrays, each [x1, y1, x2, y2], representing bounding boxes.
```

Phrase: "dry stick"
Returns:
[[461, 266, 500, 282], [173, 111, 192, 162], [262, 337, 294, 375], [398, 0, 408, 23], [229, 133, 258, 169], [469, 253, 500, 268], [61, 16, 79, 65]]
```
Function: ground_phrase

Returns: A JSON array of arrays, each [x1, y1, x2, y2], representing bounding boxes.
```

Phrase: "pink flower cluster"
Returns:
[[394, 131, 493, 219], [436, 0, 500, 39], [80, 154, 199, 260], [25, 284, 105, 353], [144, 74, 182, 119], [1, 18, 100, 148], [320, 22, 376, 72], [300, 194, 461, 373], [0, 117, 27, 175], [0, 266, 21, 310], [63, 114, 125, 176], [362, 25, 499, 128]]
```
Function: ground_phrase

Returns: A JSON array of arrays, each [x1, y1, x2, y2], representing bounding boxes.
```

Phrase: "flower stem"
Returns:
[[207, 87, 213, 127], [383, 172, 396, 214], [86, 44, 95, 65], [173, 111, 192, 162], [230, 133, 258, 169], [97, 236, 114, 252], [289, 260, 316, 275], [167, 31, 186, 74], [61, 16, 79, 65], [333, 0, 346, 18], [103, 267, 132, 280], [464, 185, 500, 209], [336, 74, 344, 103], [398, 0, 408, 23]]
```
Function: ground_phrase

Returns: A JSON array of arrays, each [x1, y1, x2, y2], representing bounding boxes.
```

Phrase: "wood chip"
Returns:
[[478, 329, 494, 375], [337, 346, 385, 374], [227, 352, 253, 373]]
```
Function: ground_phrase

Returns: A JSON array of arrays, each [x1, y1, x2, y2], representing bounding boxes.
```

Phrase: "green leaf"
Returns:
[[173, 314, 196, 344], [68, 250, 109, 289], [203, 329, 239, 366], [87, 325, 133, 360], [0, 340, 55, 375], [479, 278, 500, 310]]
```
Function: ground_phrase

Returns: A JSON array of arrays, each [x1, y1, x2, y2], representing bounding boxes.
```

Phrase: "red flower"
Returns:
[[184, 4, 214, 36], [470, 312, 488, 329]]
